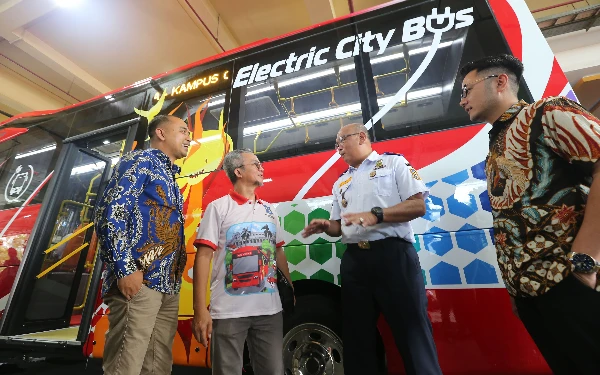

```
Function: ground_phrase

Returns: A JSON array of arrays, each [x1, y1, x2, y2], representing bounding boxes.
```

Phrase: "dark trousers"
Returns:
[[515, 274, 600, 375], [341, 237, 442, 375]]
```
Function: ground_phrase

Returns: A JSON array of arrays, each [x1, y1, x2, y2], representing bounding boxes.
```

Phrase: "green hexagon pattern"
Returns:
[[307, 208, 329, 223], [335, 242, 346, 259], [284, 210, 305, 235], [285, 245, 307, 266], [310, 269, 335, 284], [308, 241, 333, 265], [290, 270, 306, 281]]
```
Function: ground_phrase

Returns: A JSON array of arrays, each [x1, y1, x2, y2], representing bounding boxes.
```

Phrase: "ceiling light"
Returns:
[[103, 140, 110, 145], [243, 86, 441, 136], [55, 0, 82, 7], [15, 145, 56, 159]]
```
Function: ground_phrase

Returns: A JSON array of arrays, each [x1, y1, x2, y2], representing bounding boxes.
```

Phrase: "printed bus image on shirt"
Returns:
[[224, 222, 278, 295]]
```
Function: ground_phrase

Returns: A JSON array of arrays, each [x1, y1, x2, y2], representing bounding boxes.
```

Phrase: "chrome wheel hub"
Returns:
[[283, 323, 343, 375]]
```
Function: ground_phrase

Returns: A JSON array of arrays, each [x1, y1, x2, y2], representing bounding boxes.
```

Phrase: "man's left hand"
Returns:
[[342, 212, 377, 227], [572, 271, 598, 289]]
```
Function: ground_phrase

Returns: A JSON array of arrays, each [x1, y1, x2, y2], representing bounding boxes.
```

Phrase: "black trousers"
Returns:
[[515, 274, 600, 375], [341, 237, 442, 375]]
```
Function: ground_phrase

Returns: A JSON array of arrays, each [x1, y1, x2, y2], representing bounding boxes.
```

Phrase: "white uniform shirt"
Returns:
[[195, 190, 284, 319], [330, 151, 429, 244]]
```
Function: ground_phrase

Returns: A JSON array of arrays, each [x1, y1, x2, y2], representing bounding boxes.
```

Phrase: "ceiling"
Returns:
[[1, 0, 599, 122]]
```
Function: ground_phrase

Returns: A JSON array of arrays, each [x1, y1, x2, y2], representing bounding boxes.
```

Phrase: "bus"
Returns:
[[0, 0, 572, 373], [230, 246, 269, 291]]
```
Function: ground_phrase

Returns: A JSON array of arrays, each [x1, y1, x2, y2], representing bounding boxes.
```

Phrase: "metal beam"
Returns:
[[303, 0, 337, 25], [177, 0, 239, 53], [0, 0, 111, 95], [0, 66, 67, 113]]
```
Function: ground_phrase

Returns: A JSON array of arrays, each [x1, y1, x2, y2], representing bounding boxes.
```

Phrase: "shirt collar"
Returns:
[[229, 189, 263, 205], [493, 100, 529, 126], [349, 151, 380, 171], [489, 100, 529, 141], [148, 148, 181, 175]]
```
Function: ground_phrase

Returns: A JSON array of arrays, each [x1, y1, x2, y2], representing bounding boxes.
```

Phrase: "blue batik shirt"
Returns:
[[95, 148, 186, 297]]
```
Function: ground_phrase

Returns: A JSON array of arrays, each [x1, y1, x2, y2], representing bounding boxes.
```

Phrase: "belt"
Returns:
[[348, 237, 408, 250]]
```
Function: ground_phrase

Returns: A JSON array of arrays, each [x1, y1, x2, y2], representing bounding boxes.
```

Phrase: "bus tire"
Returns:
[[282, 294, 344, 375]]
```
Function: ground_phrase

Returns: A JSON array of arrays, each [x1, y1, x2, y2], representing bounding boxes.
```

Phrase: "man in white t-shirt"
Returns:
[[192, 149, 293, 375]]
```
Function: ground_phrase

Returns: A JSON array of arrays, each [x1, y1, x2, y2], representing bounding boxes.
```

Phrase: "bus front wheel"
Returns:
[[282, 294, 344, 375]]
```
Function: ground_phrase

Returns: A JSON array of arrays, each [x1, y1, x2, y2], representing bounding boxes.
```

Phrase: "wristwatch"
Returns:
[[371, 207, 384, 224], [567, 252, 600, 274]]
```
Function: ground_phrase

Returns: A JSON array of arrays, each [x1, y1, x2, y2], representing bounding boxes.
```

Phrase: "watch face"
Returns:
[[573, 253, 595, 273]]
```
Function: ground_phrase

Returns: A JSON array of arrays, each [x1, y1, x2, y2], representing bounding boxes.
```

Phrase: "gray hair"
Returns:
[[223, 149, 254, 184], [343, 123, 371, 141]]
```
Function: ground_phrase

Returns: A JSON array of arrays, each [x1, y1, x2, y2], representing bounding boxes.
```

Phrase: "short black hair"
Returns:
[[148, 115, 174, 139], [459, 54, 524, 94]]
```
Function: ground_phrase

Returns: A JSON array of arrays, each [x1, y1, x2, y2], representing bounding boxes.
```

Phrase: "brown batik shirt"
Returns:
[[486, 96, 600, 298]]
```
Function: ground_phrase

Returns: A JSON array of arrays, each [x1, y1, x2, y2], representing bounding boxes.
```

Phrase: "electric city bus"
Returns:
[[0, 0, 574, 373]]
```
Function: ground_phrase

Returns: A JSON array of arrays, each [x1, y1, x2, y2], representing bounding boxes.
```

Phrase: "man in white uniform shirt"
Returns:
[[303, 123, 442, 375], [192, 149, 293, 375]]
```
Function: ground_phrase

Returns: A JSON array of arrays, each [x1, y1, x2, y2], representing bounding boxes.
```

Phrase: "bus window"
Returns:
[[235, 23, 363, 161], [355, 0, 531, 142], [0, 127, 59, 211]]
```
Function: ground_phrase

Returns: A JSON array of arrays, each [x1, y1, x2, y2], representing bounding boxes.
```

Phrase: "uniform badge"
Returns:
[[341, 198, 348, 208], [374, 159, 385, 170], [370, 170, 376, 178], [405, 162, 421, 180]]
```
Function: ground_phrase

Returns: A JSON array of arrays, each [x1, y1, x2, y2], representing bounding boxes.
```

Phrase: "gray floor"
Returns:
[[0, 360, 213, 374]]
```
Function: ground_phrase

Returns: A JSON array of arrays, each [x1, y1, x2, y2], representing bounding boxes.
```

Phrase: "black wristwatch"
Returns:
[[568, 252, 600, 274], [371, 207, 384, 224]]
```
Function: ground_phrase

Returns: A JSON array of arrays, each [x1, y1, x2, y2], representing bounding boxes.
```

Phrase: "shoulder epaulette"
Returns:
[[338, 168, 350, 178], [383, 152, 404, 157]]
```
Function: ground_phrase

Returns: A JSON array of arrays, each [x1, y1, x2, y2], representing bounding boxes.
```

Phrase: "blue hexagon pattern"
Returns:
[[424, 226, 445, 234], [464, 259, 498, 284], [471, 161, 486, 181], [423, 195, 445, 222], [455, 225, 488, 254], [479, 190, 491, 213], [447, 193, 478, 219], [422, 232, 453, 256], [441, 169, 469, 185], [430, 262, 461, 285]]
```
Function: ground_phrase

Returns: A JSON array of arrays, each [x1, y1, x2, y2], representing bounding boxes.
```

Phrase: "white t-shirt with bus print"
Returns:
[[195, 190, 284, 319]]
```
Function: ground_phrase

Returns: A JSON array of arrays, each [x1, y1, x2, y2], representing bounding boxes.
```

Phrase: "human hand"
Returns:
[[302, 219, 330, 237], [192, 308, 213, 347], [117, 270, 143, 300], [342, 212, 377, 227]]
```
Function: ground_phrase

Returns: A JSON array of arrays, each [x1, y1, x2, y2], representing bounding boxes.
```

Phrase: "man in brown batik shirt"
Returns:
[[459, 54, 600, 375]]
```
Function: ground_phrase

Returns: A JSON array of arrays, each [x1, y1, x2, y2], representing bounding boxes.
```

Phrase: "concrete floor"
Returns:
[[0, 359, 213, 374]]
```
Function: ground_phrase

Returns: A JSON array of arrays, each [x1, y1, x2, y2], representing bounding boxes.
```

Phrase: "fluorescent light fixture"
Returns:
[[103, 140, 110, 145], [243, 86, 441, 136], [55, 0, 82, 7], [243, 41, 453, 97], [189, 135, 222, 146], [131, 77, 152, 88], [15, 145, 56, 159], [370, 41, 453, 65], [71, 157, 119, 176], [207, 98, 226, 107]]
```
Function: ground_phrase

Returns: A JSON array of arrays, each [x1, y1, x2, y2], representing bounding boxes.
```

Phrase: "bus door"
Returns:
[[0, 119, 137, 350]]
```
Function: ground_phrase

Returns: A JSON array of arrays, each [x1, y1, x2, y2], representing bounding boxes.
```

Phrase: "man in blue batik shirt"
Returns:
[[94, 114, 191, 375]]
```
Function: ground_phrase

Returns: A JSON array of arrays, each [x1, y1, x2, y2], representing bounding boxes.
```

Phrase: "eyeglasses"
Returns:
[[334, 132, 360, 149], [237, 161, 263, 170], [461, 75, 499, 99]]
